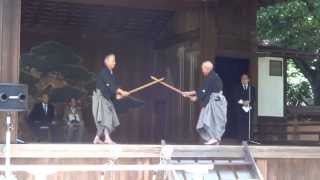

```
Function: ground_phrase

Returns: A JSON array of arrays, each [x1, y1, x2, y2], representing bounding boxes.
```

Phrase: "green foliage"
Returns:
[[286, 59, 313, 106], [257, 0, 320, 105], [20, 70, 39, 95], [258, 0, 320, 52], [48, 86, 84, 103], [56, 65, 94, 82], [21, 54, 47, 70], [20, 41, 95, 103], [31, 41, 80, 65]]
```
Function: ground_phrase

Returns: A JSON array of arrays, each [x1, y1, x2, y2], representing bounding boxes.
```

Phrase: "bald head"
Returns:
[[201, 61, 214, 76], [104, 54, 116, 70]]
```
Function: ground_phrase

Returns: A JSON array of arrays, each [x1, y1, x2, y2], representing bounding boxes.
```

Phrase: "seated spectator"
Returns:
[[63, 98, 84, 142], [29, 94, 55, 142]]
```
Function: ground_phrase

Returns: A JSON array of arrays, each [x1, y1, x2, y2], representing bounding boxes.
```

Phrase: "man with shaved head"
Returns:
[[92, 54, 130, 144], [183, 61, 227, 145]]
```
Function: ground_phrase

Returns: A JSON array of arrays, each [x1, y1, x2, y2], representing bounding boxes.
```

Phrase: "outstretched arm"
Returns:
[[117, 88, 130, 96], [116, 88, 130, 99], [182, 90, 196, 97], [181, 91, 198, 102]]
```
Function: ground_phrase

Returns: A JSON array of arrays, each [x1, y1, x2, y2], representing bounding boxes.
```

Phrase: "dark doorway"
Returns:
[[215, 57, 249, 139]]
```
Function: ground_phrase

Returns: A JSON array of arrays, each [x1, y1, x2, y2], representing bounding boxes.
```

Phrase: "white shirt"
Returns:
[[242, 84, 248, 90], [42, 103, 48, 114], [68, 107, 80, 122]]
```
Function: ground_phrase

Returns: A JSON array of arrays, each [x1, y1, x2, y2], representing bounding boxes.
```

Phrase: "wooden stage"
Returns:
[[0, 144, 320, 180]]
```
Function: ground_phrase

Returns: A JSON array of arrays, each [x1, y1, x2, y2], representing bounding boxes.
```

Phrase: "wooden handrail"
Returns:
[[1, 144, 320, 159], [257, 122, 320, 127], [255, 131, 320, 135]]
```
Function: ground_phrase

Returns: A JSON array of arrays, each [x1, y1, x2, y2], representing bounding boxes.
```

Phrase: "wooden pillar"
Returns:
[[199, 2, 217, 62], [248, 0, 258, 84], [248, 0, 259, 129], [0, 0, 21, 143]]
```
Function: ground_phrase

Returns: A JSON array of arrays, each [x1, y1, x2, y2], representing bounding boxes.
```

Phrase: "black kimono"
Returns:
[[196, 71, 223, 107], [195, 71, 227, 142], [234, 84, 256, 141], [92, 68, 120, 135], [96, 68, 119, 101]]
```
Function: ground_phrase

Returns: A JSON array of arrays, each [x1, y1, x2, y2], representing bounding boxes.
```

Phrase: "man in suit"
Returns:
[[29, 94, 55, 142], [234, 74, 256, 142]]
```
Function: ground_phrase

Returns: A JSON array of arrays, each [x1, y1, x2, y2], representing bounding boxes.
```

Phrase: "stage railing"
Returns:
[[1, 144, 320, 179]]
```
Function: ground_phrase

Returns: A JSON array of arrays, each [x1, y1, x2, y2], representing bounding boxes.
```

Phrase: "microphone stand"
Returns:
[[0, 113, 17, 180], [248, 85, 260, 145]]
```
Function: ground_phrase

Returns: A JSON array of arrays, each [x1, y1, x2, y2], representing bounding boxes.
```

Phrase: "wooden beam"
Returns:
[[50, 0, 285, 10], [250, 146, 320, 159], [0, 0, 21, 83], [43, 0, 224, 11], [49, 0, 179, 10], [257, 0, 287, 6], [0, 0, 21, 143], [154, 29, 200, 49], [0, 144, 320, 159], [199, 3, 217, 61]]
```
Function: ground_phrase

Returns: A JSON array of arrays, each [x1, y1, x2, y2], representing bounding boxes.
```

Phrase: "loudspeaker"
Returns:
[[0, 83, 28, 112]]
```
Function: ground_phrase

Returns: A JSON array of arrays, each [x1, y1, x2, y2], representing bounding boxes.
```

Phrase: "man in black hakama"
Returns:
[[92, 54, 130, 144], [183, 61, 228, 145]]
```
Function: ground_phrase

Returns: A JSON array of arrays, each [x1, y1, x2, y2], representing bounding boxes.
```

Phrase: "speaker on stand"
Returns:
[[0, 83, 28, 180]]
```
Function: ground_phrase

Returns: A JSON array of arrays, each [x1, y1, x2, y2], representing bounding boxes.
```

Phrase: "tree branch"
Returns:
[[292, 58, 315, 83]]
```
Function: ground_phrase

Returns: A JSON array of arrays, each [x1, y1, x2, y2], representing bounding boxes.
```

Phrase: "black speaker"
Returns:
[[0, 83, 28, 112]]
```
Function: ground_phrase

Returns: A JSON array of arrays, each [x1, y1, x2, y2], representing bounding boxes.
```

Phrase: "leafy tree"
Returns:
[[286, 59, 313, 106], [257, 0, 320, 105], [20, 41, 95, 103]]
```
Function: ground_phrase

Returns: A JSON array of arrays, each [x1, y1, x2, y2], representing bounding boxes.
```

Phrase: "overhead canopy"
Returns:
[[22, 0, 175, 37], [257, 45, 320, 60], [258, 0, 287, 7], [23, 0, 288, 12], [21, 0, 288, 38], [50, 0, 287, 9]]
